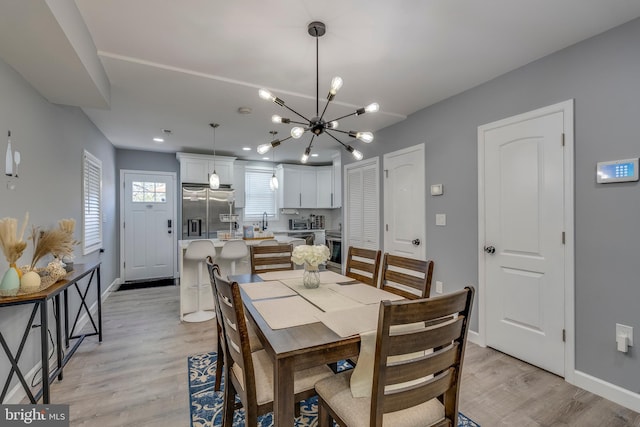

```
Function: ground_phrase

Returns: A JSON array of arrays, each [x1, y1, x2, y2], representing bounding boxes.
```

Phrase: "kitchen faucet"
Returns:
[[262, 211, 268, 230]]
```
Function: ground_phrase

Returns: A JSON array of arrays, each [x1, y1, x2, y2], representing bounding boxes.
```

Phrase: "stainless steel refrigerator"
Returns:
[[181, 184, 236, 240]]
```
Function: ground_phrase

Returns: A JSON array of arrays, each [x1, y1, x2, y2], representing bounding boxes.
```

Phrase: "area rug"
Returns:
[[189, 352, 480, 427]]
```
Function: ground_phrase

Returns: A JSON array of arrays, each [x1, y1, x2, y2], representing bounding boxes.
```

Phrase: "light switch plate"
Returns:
[[436, 214, 446, 226], [616, 323, 634, 346], [435, 281, 443, 294], [430, 184, 443, 196]]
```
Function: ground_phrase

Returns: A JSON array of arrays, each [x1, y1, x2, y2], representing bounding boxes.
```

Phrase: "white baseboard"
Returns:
[[467, 329, 482, 346], [572, 370, 640, 413], [3, 277, 120, 404]]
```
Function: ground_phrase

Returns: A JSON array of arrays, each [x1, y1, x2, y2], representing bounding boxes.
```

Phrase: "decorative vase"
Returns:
[[303, 263, 320, 289], [0, 266, 20, 296], [20, 270, 41, 293]]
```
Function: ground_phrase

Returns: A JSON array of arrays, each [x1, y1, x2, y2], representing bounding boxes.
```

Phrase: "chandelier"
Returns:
[[257, 21, 379, 163]]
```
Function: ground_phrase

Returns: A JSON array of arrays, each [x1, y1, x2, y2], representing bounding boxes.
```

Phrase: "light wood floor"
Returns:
[[43, 285, 640, 426]]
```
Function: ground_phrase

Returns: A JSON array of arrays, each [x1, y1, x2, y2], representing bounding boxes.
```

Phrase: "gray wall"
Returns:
[[0, 57, 117, 399], [344, 18, 640, 392]]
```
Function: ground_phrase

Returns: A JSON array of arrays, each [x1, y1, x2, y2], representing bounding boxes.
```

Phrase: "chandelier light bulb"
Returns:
[[329, 120, 339, 129], [365, 102, 380, 113], [301, 147, 311, 164], [259, 89, 275, 101], [257, 143, 272, 155], [272, 115, 283, 123], [291, 127, 305, 139], [330, 76, 343, 95], [209, 172, 220, 189], [357, 131, 374, 143], [351, 149, 363, 161]]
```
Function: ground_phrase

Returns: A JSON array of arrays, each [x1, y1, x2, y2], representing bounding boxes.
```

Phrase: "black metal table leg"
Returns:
[[0, 306, 38, 403], [97, 265, 102, 342], [64, 288, 69, 349], [55, 295, 63, 381], [40, 300, 49, 403]]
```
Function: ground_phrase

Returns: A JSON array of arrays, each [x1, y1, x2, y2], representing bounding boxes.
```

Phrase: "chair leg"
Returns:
[[214, 326, 224, 392], [230, 260, 236, 276], [222, 368, 235, 427], [318, 396, 331, 427]]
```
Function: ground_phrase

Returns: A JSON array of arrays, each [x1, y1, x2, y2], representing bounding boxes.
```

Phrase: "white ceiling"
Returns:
[[2, 1, 640, 164]]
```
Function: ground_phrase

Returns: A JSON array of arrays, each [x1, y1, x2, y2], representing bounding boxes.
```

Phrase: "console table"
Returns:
[[0, 262, 102, 404]]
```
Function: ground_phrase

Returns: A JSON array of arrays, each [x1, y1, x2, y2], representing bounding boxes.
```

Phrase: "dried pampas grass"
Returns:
[[29, 226, 76, 270], [0, 212, 29, 265]]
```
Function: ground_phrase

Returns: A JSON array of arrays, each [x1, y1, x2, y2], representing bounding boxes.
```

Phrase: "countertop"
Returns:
[[179, 235, 298, 249]]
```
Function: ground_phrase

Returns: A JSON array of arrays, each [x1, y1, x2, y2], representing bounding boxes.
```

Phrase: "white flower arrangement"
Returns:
[[291, 244, 330, 268]]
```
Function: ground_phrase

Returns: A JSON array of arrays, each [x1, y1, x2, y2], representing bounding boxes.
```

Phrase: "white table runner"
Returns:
[[257, 270, 303, 281], [239, 281, 297, 300], [252, 295, 323, 329], [326, 283, 404, 305], [315, 304, 380, 337], [278, 280, 363, 312]]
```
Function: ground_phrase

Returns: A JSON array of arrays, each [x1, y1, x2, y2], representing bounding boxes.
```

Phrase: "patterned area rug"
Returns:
[[189, 352, 480, 427]]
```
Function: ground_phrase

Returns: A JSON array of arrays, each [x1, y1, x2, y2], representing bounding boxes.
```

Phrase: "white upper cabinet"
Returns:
[[277, 164, 317, 208], [233, 160, 246, 208], [176, 153, 235, 185], [332, 153, 342, 208], [316, 166, 333, 208]]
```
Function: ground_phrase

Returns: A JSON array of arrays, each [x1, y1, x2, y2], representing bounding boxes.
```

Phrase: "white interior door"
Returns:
[[479, 104, 569, 376], [122, 171, 176, 282], [383, 144, 425, 259], [344, 158, 379, 262]]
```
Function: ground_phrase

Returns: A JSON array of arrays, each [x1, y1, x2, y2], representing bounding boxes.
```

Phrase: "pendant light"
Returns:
[[258, 21, 379, 162], [209, 123, 220, 189], [268, 131, 279, 191]]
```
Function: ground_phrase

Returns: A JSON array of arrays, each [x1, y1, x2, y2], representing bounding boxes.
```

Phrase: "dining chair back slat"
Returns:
[[250, 243, 294, 274], [205, 257, 225, 392], [380, 253, 434, 299], [344, 247, 382, 287]]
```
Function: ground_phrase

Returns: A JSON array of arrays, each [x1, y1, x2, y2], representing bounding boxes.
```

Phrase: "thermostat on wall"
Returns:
[[596, 158, 639, 183]]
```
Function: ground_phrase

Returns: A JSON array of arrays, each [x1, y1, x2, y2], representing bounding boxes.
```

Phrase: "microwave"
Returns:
[[289, 219, 309, 230]]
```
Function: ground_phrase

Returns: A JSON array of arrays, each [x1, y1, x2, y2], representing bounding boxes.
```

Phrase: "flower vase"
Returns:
[[303, 263, 320, 289], [0, 265, 21, 296]]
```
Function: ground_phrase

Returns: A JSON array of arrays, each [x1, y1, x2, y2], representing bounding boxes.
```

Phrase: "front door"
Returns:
[[383, 144, 426, 259], [479, 102, 572, 376], [121, 171, 176, 282]]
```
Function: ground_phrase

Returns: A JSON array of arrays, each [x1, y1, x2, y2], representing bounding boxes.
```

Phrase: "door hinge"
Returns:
[[123, 222, 125, 229], [562, 231, 565, 244], [385, 224, 388, 231], [384, 169, 388, 178], [561, 133, 565, 146], [562, 329, 566, 342], [123, 261, 126, 269], [123, 180, 126, 188]]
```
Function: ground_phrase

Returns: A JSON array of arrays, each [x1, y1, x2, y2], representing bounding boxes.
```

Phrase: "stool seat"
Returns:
[[219, 240, 249, 276], [183, 240, 216, 323]]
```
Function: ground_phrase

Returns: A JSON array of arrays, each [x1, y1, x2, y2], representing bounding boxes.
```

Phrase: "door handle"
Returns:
[[484, 245, 496, 254], [412, 238, 421, 246]]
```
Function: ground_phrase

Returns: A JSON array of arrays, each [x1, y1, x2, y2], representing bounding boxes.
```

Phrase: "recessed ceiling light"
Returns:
[[262, 157, 270, 160], [153, 137, 164, 143], [311, 153, 319, 157], [238, 107, 252, 115], [242, 147, 251, 151]]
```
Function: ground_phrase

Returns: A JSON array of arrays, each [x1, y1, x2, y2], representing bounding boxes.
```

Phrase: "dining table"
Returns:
[[230, 269, 404, 426]]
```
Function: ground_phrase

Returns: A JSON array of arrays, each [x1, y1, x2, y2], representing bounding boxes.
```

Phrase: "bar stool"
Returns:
[[183, 240, 216, 322], [218, 240, 249, 276]]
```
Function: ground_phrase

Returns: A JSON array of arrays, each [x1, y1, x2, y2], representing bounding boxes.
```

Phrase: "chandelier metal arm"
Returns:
[[330, 111, 358, 122], [324, 130, 350, 150], [280, 102, 312, 123]]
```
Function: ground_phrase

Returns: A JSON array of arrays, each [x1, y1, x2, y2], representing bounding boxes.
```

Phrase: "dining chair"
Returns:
[[182, 240, 216, 322], [379, 253, 434, 299], [211, 268, 334, 426], [206, 258, 263, 392], [315, 286, 475, 427], [218, 239, 249, 276], [250, 243, 294, 274], [344, 246, 382, 287]]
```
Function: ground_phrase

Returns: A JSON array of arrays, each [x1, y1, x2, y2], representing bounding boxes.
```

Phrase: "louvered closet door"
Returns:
[[345, 158, 380, 262]]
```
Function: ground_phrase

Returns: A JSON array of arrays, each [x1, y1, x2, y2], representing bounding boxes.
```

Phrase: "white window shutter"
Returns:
[[83, 151, 102, 255], [245, 168, 277, 217]]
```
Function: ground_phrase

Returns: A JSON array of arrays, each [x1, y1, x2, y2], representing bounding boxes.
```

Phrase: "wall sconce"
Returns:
[[5, 131, 21, 190]]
